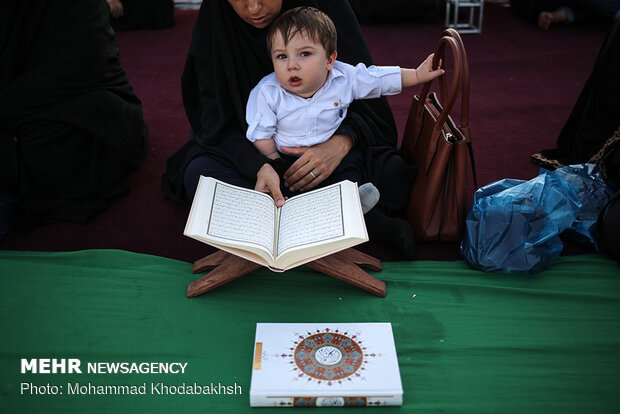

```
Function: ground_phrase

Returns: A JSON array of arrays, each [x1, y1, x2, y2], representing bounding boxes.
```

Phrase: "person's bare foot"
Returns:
[[537, 9, 568, 30]]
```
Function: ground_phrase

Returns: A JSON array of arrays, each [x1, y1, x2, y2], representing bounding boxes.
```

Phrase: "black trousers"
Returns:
[[183, 148, 364, 200]]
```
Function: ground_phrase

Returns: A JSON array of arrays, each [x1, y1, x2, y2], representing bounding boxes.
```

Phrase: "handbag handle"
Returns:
[[440, 29, 477, 189], [439, 28, 469, 131], [414, 35, 463, 142]]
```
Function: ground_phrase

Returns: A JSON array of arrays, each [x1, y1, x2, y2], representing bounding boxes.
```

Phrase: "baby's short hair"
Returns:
[[266, 7, 337, 57]]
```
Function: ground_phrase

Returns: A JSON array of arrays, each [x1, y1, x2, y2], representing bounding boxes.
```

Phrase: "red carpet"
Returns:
[[0, 5, 610, 262]]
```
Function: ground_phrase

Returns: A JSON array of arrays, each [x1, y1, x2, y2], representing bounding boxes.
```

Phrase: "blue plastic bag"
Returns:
[[460, 172, 582, 274], [549, 164, 616, 248]]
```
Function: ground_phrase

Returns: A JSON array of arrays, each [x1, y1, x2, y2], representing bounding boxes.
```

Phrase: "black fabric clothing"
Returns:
[[597, 130, 620, 264], [183, 148, 364, 201], [162, 0, 415, 216], [536, 18, 620, 165], [110, 0, 175, 31], [0, 0, 148, 226], [598, 190, 620, 262]]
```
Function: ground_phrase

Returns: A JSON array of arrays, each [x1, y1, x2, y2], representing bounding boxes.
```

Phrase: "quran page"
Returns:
[[274, 180, 368, 270], [277, 185, 345, 257], [184, 176, 278, 266]]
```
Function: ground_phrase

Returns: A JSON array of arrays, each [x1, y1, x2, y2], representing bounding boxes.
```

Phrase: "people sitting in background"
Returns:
[[0, 0, 148, 233], [531, 18, 620, 261], [106, 0, 175, 31], [537, 1, 620, 29], [510, 0, 620, 29]]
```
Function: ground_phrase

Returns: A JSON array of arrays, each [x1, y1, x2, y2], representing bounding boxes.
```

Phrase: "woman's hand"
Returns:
[[255, 163, 285, 207], [280, 134, 354, 192]]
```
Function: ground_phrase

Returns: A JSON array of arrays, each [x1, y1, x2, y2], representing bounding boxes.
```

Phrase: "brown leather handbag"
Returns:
[[400, 29, 477, 242]]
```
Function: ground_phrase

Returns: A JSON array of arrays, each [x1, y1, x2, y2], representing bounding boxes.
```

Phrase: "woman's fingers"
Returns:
[[284, 153, 325, 191], [281, 135, 353, 191]]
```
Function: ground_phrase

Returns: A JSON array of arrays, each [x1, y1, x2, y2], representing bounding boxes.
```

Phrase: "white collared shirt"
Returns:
[[246, 61, 402, 150]]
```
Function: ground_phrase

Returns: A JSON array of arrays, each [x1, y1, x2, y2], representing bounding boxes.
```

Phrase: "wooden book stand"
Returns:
[[188, 248, 385, 298]]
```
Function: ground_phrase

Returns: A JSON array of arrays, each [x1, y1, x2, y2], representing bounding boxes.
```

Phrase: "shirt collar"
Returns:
[[322, 63, 344, 91], [307, 63, 345, 100]]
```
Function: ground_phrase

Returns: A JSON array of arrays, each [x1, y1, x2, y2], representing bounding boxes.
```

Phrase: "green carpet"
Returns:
[[1, 250, 619, 413]]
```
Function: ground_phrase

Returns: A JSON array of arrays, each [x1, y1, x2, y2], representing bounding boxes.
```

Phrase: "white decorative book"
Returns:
[[250, 323, 403, 407]]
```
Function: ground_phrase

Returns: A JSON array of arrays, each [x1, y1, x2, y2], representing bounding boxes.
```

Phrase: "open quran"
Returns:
[[250, 323, 403, 407], [184, 177, 368, 272]]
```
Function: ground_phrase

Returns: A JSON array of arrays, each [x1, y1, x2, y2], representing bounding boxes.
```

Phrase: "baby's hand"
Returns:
[[416, 53, 445, 84]]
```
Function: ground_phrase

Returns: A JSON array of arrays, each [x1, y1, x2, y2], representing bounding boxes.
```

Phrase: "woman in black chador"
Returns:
[[531, 19, 620, 262], [163, 0, 417, 258], [0, 0, 148, 228]]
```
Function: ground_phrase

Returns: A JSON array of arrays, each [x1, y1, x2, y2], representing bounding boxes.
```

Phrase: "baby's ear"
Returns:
[[326, 50, 337, 70]]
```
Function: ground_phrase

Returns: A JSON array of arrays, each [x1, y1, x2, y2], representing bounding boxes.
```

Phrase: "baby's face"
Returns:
[[270, 30, 336, 99]]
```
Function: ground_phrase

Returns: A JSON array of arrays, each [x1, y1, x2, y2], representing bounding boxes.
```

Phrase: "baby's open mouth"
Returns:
[[289, 76, 302, 86]]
